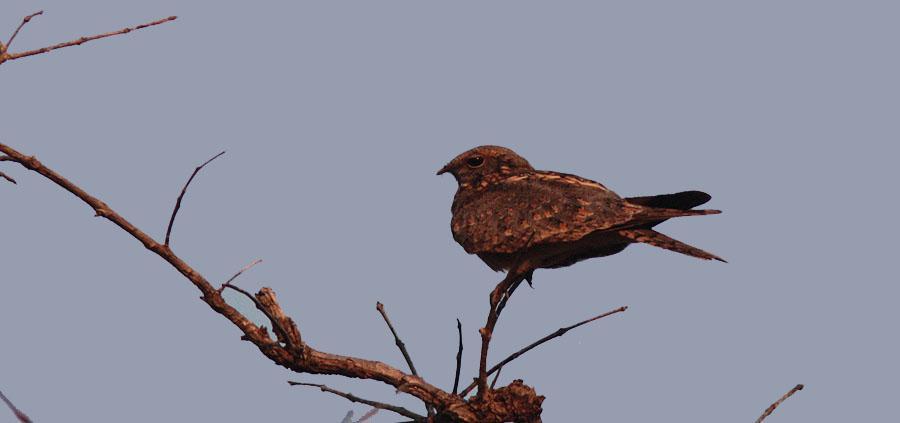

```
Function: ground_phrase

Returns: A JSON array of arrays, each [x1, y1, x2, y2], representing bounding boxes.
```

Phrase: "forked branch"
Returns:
[[0, 14, 177, 66]]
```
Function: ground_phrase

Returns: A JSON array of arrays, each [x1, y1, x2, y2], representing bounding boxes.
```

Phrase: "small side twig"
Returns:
[[489, 367, 502, 390], [460, 305, 628, 397], [452, 318, 463, 395], [376, 302, 434, 418], [1, 15, 177, 65], [477, 269, 528, 399], [0, 171, 16, 184], [0, 390, 32, 423], [755, 384, 804, 423], [288, 381, 426, 421], [6, 11, 44, 49], [164, 151, 225, 246], [217, 259, 263, 293]]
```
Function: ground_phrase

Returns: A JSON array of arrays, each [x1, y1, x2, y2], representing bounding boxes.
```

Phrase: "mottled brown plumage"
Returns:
[[438, 146, 724, 279]]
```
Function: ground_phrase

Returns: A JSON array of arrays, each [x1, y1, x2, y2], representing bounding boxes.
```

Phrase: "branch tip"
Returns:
[[165, 150, 225, 246]]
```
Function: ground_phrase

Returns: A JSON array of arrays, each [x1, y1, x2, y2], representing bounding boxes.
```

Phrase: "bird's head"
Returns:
[[437, 145, 534, 188]]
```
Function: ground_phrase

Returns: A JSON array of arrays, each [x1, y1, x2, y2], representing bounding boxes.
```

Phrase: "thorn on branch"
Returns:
[[288, 381, 426, 421], [165, 151, 225, 246], [1, 15, 177, 65], [0, 390, 32, 423], [755, 384, 804, 423]]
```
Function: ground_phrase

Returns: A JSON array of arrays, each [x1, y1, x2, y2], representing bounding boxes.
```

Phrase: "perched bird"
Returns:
[[437, 145, 724, 281]]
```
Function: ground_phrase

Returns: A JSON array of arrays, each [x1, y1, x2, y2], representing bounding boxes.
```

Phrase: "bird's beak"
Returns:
[[436, 163, 452, 175]]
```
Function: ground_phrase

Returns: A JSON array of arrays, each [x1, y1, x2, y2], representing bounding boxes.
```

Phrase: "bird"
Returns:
[[437, 145, 724, 282]]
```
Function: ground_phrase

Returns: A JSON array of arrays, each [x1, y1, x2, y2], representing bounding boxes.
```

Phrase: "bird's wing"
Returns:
[[451, 173, 639, 254]]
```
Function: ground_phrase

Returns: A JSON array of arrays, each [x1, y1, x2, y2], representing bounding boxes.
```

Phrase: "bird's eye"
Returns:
[[466, 156, 485, 168]]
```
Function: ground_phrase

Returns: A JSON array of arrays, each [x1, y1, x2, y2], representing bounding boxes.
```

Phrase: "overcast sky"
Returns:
[[2, 1, 898, 422]]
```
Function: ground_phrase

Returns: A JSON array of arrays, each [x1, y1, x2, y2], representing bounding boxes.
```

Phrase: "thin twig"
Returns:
[[0, 390, 32, 423], [755, 384, 804, 423], [217, 259, 263, 293], [2, 16, 177, 64], [376, 302, 420, 377], [460, 305, 628, 397], [489, 367, 502, 390], [376, 302, 434, 418], [0, 171, 16, 184], [6, 11, 44, 49], [288, 381, 426, 421], [452, 318, 463, 395], [164, 151, 225, 246], [356, 408, 379, 422]]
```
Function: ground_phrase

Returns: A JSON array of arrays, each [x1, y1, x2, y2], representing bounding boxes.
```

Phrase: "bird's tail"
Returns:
[[618, 228, 726, 262]]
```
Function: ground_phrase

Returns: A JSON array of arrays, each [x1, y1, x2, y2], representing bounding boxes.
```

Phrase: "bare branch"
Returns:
[[0, 390, 32, 423], [460, 305, 627, 397], [288, 381, 425, 421], [376, 302, 420, 377], [477, 269, 528, 399], [0, 171, 16, 184], [165, 151, 226, 246], [376, 302, 434, 418], [452, 318, 463, 395], [489, 367, 502, 390], [0, 142, 474, 420], [755, 384, 804, 423], [6, 11, 44, 49], [1, 16, 177, 65], [218, 258, 263, 293]]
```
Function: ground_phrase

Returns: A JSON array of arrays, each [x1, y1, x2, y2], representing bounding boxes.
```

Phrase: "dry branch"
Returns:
[[5, 10, 43, 49], [0, 143, 484, 421], [0, 390, 31, 423], [289, 381, 425, 421], [165, 151, 226, 246], [452, 318, 463, 395], [0, 14, 176, 66], [376, 302, 435, 418], [755, 384, 804, 423]]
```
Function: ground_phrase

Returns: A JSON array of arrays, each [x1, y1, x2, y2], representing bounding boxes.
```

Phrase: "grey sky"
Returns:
[[2, 1, 898, 421]]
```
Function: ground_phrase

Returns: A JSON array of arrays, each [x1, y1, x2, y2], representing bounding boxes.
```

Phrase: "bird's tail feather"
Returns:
[[618, 229, 726, 262]]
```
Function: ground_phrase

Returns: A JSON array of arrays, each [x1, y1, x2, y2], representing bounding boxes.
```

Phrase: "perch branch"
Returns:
[[288, 381, 425, 421], [460, 305, 627, 397], [165, 151, 225, 246], [6, 11, 43, 49], [755, 384, 804, 423], [0, 15, 177, 65], [477, 269, 528, 399], [0, 390, 32, 423], [452, 318, 463, 395], [0, 142, 474, 421]]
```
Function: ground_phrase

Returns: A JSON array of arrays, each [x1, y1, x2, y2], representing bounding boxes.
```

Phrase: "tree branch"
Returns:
[[755, 384, 804, 423], [452, 318, 463, 395], [477, 270, 528, 399], [0, 15, 177, 66], [165, 151, 225, 246], [0, 171, 16, 184], [288, 381, 425, 421], [0, 142, 474, 420], [6, 10, 43, 50], [376, 302, 421, 377], [0, 390, 32, 423], [376, 302, 435, 418], [460, 305, 627, 398]]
